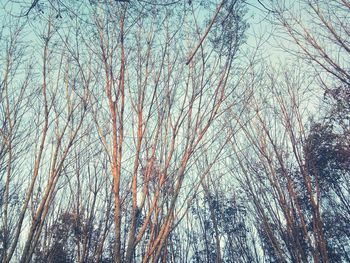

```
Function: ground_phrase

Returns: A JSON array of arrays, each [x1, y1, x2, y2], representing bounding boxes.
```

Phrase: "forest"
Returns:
[[0, 0, 349, 262]]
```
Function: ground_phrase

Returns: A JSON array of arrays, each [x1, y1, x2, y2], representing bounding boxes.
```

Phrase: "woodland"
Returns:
[[0, 0, 349, 262]]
